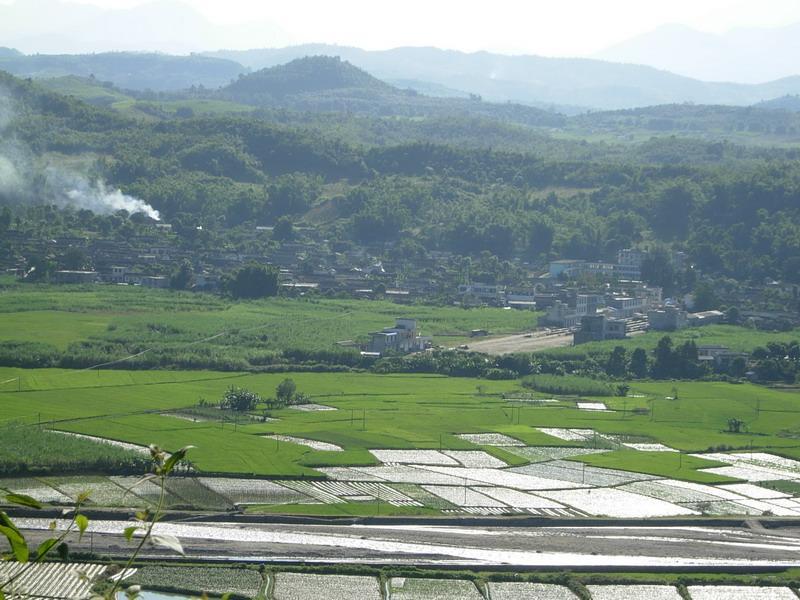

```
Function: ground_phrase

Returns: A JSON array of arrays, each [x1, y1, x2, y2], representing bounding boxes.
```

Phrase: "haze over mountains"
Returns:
[[2, 0, 800, 111], [596, 22, 800, 84]]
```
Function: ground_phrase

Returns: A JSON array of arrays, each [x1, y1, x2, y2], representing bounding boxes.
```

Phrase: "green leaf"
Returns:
[[0, 512, 21, 537], [75, 514, 89, 540], [161, 445, 194, 475], [56, 542, 69, 561], [0, 525, 29, 562], [4, 493, 43, 510], [36, 537, 58, 558], [123, 526, 139, 542]]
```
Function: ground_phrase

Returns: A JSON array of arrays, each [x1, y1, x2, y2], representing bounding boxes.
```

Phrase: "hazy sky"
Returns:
[[4, 0, 800, 55]]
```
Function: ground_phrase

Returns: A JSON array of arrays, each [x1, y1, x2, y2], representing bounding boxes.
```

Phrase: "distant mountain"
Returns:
[[207, 45, 800, 111], [755, 95, 800, 112], [596, 23, 800, 84], [0, 0, 292, 55], [221, 56, 565, 128], [0, 52, 246, 92], [225, 56, 393, 99]]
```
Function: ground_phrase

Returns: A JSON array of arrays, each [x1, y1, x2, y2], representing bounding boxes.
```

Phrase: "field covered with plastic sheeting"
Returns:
[[273, 572, 381, 600], [389, 577, 483, 599]]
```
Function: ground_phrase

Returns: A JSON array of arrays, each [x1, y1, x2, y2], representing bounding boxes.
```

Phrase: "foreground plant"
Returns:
[[0, 444, 193, 600]]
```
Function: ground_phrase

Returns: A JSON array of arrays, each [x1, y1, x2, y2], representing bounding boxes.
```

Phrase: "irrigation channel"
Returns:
[[13, 516, 800, 571]]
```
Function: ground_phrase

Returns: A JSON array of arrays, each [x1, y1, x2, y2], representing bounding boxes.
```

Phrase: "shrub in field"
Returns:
[[220, 386, 260, 412]]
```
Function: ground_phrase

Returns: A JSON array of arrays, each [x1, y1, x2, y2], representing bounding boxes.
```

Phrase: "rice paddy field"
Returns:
[[1, 368, 800, 519]]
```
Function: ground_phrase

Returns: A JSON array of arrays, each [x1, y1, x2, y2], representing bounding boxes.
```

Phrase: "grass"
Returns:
[[0, 368, 799, 485], [0, 283, 540, 364]]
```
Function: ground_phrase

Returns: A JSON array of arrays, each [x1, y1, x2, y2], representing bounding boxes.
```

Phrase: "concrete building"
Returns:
[[573, 315, 627, 345], [367, 319, 431, 355], [548, 260, 586, 278], [141, 276, 169, 289], [458, 284, 506, 305], [54, 270, 97, 284], [607, 296, 647, 318], [698, 345, 749, 370], [648, 306, 689, 331], [539, 300, 581, 329], [576, 294, 604, 316]]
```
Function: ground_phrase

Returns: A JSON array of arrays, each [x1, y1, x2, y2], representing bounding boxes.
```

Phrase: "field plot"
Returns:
[[588, 585, 683, 599], [457, 433, 525, 446], [273, 572, 381, 600], [389, 577, 483, 599], [489, 582, 579, 599], [127, 565, 263, 597], [46, 476, 144, 506], [510, 460, 654, 486], [442, 450, 508, 468], [0, 562, 133, 598], [0, 478, 71, 504], [538, 488, 698, 518], [503, 446, 606, 463], [686, 586, 799, 599], [266, 435, 343, 452], [370, 449, 460, 465], [164, 477, 233, 510], [196, 477, 312, 505]]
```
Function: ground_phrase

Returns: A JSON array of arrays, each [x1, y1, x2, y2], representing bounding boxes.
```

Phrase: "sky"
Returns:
[[3, 0, 800, 56]]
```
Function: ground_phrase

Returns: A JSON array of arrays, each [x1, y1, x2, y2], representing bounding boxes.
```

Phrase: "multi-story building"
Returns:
[[367, 319, 431, 355]]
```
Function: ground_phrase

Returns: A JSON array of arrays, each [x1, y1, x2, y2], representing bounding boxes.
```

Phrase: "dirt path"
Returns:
[[466, 330, 573, 355]]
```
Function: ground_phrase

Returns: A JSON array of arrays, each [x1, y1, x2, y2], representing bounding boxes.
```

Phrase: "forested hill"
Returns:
[[755, 95, 800, 112], [3, 69, 800, 285], [225, 56, 394, 97], [0, 51, 246, 91], [219, 56, 566, 127]]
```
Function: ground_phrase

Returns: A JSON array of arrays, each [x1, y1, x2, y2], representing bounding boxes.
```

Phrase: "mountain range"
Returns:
[[596, 23, 800, 84]]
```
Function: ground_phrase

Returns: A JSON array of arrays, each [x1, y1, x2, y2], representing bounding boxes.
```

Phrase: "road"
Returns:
[[15, 517, 800, 569], [466, 330, 574, 355]]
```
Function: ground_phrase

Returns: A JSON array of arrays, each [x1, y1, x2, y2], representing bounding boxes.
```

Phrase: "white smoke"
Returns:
[[0, 86, 160, 220], [48, 168, 161, 220]]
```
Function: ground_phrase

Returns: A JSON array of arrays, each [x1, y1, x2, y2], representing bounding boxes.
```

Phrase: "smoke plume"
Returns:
[[0, 87, 160, 220]]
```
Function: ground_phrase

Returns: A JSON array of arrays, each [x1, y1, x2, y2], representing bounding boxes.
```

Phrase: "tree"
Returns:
[[630, 348, 649, 379], [605, 346, 627, 378], [170, 260, 194, 290], [221, 386, 260, 412], [275, 378, 297, 405], [693, 282, 719, 312], [227, 263, 278, 299], [272, 216, 294, 241], [651, 336, 675, 379]]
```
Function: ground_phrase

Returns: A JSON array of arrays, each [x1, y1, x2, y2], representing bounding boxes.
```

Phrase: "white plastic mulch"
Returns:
[[577, 402, 609, 411], [421, 485, 508, 508], [587, 585, 683, 599], [264, 435, 342, 452], [537, 488, 698, 518], [273, 573, 381, 600], [286, 403, 337, 412], [457, 433, 525, 446], [502, 446, 607, 463], [369, 449, 459, 465], [416, 465, 586, 490], [687, 586, 799, 599], [717, 483, 791, 499], [489, 582, 579, 599], [622, 443, 677, 452], [390, 577, 483, 600], [442, 450, 507, 468]]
